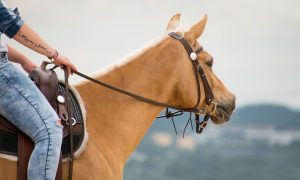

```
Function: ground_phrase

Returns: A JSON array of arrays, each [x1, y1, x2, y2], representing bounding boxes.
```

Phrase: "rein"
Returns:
[[72, 32, 216, 134], [48, 32, 216, 180]]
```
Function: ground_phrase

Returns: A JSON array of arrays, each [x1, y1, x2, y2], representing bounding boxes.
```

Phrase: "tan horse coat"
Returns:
[[0, 14, 235, 180]]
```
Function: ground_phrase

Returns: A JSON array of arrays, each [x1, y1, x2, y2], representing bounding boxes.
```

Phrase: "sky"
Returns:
[[6, 0, 300, 110]]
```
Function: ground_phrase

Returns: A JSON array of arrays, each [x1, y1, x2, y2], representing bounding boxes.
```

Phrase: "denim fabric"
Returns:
[[0, 0, 24, 38], [0, 54, 63, 180], [0, 35, 7, 52]]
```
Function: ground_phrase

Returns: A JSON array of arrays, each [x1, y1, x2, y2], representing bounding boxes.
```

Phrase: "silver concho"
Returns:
[[190, 52, 197, 60], [57, 95, 65, 104]]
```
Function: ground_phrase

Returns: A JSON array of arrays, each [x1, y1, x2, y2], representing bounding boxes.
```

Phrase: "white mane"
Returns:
[[82, 37, 164, 82]]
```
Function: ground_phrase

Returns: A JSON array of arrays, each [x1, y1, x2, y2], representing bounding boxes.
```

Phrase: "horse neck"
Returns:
[[75, 37, 193, 168]]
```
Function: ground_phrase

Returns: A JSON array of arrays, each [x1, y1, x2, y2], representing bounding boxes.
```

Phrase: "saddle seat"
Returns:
[[0, 83, 85, 158], [0, 62, 86, 180]]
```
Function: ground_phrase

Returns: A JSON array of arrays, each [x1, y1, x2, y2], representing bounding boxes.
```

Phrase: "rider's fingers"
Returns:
[[71, 64, 77, 73]]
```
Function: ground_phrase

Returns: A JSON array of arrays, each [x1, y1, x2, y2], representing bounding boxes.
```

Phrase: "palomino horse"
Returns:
[[0, 14, 235, 179]]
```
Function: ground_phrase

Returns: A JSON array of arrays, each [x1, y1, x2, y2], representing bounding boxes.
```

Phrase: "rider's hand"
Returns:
[[52, 52, 77, 76]]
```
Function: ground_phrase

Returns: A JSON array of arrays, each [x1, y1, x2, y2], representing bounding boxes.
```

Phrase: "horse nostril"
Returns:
[[226, 100, 235, 113], [220, 100, 235, 114], [217, 95, 236, 114]]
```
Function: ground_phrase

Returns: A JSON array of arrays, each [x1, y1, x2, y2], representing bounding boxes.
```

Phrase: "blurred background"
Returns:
[[7, 0, 300, 179]]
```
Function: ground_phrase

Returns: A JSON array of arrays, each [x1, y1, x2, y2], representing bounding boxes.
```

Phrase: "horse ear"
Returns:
[[185, 15, 208, 42], [166, 13, 181, 32]]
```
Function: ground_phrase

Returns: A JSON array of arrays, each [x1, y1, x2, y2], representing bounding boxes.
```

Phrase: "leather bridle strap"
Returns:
[[168, 32, 215, 134], [168, 32, 214, 106], [58, 33, 215, 180], [197, 65, 214, 103], [71, 32, 215, 134], [168, 32, 201, 109]]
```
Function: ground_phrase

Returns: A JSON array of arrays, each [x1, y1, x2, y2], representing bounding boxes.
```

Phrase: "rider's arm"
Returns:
[[0, 1, 77, 74], [13, 24, 77, 74], [7, 45, 37, 73], [12, 24, 57, 60]]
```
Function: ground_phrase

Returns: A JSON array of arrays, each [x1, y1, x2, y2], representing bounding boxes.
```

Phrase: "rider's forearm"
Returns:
[[7, 45, 37, 73], [1, 2, 76, 74], [1, 2, 55, 58], [12, 24, 56, 59], [7, 45, 28, 64]]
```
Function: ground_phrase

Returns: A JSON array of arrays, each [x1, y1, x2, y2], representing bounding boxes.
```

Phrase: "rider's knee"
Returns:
[[32, 119, 63, 145]]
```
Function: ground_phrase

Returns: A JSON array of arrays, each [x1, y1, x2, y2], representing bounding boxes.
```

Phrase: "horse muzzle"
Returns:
[[210, 97, 236, 124]]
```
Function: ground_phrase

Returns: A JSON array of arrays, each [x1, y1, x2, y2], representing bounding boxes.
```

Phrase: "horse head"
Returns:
[[165, 14, 236, 124]]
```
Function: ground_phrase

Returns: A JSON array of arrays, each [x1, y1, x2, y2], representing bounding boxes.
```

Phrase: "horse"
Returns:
[[0, 13, 235, 180]]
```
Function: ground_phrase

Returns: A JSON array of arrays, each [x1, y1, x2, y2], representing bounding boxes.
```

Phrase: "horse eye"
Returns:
[[207, 58, 214, 67]]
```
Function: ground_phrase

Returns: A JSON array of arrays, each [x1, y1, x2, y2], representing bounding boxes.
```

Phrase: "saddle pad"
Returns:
[[0, 82, 87, 160]]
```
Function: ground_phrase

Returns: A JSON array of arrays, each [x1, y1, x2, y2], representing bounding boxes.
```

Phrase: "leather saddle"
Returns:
[[0, 62, 85, 180]]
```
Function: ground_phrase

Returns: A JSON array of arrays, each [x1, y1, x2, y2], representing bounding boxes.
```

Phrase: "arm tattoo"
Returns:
[[17, 31, 53, 56]]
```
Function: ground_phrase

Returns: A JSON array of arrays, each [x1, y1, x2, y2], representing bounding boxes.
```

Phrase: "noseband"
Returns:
[[72, 32, 216, 134]]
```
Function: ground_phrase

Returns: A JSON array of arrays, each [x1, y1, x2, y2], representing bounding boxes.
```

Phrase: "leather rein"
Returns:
[[56, 32, 216, 180], [72, 32, 217, 134]]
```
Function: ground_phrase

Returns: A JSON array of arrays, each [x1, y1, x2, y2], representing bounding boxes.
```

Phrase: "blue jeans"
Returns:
[[0, 53, 63, 180]]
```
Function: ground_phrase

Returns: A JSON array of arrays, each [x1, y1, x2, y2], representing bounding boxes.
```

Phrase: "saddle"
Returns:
[[0, 62, 85, 180]]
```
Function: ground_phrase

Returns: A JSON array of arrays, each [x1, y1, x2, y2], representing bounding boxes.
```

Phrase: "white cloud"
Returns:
[[176, 136, 196, 151], [151, 132, 172, 148]]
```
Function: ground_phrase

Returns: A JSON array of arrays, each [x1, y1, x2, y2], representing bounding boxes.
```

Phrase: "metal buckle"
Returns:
[[66, 117, 77, 126], [201, 121, 208, 128]]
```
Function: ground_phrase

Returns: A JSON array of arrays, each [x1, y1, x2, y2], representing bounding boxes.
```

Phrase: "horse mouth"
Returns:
[[210, 105, 233, 124]]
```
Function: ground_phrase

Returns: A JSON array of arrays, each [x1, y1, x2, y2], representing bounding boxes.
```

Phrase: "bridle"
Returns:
[[167, 32, 217, 134], [72, 32, 217, 134], [55, 32, 217, 180]]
